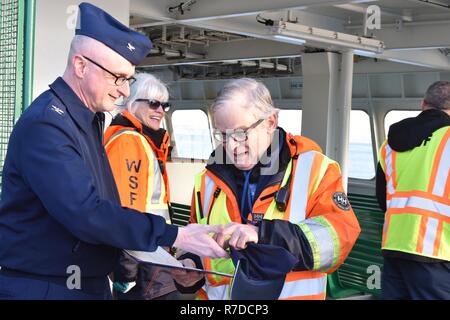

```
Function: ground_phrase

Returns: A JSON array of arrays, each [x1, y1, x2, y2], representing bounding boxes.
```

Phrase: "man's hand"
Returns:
[[173, 224, 228, 258], [214, 222, 259, 250], [171, 258, 205, 287]]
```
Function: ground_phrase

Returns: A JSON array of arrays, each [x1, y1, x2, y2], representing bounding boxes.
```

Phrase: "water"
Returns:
[[349, 143, 375, 180]]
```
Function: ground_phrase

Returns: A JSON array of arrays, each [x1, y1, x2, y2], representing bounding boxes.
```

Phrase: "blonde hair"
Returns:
[[123, 73, 169, 115], [211, 78, 279, 119]]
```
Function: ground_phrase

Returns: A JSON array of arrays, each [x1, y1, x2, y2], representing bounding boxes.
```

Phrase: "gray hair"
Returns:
[[211, 78, 279, 119], [67, 35, 96, 66], [123, 73, 169, 115], [424, 81, 450, 110]]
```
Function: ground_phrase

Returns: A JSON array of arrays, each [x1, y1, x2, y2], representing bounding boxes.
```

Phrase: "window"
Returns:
[[278, 109, 302, 135], [349, 110, 375, 180], [171, 110, 213, 159], [384, 110, 421, 136]]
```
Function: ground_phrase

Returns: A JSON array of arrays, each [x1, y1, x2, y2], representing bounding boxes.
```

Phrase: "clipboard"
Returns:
[[125, 248, 234, 278]]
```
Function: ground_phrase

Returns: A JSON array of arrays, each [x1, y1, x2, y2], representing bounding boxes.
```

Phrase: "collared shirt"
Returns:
[[0, 77, 177, 278]]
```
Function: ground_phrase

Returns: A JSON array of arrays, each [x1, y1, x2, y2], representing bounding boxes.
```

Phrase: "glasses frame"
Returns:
[[213, 118, 265, 143], [135, 99, 171, 112], [82, 55, 136, 86]]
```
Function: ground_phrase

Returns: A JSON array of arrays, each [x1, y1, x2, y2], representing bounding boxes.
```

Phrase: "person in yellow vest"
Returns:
[[172, 78, 361, 300], [377, 81, 450, 300], [104, 73, 179, 300]]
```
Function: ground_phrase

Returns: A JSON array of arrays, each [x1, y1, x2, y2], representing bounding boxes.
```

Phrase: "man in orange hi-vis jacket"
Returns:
[[172, 78, 361, 300]]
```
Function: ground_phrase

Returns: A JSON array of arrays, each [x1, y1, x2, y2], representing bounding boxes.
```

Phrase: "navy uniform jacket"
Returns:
[[0, 78, 178, 277]]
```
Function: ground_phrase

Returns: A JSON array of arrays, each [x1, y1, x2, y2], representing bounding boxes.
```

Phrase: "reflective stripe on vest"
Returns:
[[203, 174, 216, 217], [432, 137, 450, 197], [279, 274, 327, 300], [105, 130, 169, 221], [288, 151, 315, 223], [387, 196, 450, 217], [384, 144, 396, 196], [422, 217, 439, 256], [202, 283, 229, 300]]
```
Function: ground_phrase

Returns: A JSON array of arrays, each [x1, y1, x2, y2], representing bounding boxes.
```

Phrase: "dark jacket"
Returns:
[[0, 77, 177, 279], [376, 108, 450, 262]]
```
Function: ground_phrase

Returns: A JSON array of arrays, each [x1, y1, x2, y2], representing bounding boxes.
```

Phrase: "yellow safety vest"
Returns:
[[379, 126, 450, 261]]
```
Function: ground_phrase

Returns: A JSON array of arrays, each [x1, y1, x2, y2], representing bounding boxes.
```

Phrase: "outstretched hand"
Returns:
[[173, 223, 228, 258]]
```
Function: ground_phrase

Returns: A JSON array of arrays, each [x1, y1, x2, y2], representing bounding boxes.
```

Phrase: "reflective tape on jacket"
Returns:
[[299, 217, 340, 271], [198, 273, 327, 300], [288, 151, 315, 223], [289, 152, 341, 271], [279, 274, 327, 300]]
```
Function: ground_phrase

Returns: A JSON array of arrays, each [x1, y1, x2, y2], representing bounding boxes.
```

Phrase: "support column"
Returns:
[[301, 51, 353, 190]]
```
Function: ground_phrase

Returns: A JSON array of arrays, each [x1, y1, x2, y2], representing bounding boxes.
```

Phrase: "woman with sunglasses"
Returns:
[[104, 73, 178, 300]]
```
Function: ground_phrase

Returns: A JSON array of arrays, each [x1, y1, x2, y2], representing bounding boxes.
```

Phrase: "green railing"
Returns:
[[327, 193, 384, 299], [0, 0, 34, 186]]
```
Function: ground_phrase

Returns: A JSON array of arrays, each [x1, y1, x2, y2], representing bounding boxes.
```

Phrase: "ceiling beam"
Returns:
[[140, 38, 301, 68], [130, 0, 368, 27], [347, 21, 450, 50], [377, 49, 450, 70]]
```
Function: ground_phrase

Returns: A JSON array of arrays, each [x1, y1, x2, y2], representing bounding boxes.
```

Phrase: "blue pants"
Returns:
[[0, 271, 112, 300], [382, 257, 450, 300]]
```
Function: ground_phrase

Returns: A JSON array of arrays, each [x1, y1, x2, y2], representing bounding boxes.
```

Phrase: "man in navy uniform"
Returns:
[[0, 2, 227, 299]]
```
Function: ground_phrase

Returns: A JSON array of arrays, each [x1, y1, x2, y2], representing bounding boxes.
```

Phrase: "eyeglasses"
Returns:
[[82, 55, 136, 86], [213, 118, 265, 143], [135, 99, 171, 112]]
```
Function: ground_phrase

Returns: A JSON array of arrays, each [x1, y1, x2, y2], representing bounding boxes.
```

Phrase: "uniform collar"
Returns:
[[49, 77, 96, 133]]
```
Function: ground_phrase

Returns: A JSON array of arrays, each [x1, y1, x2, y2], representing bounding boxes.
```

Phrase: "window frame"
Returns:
[[169, 108, 214, 161]]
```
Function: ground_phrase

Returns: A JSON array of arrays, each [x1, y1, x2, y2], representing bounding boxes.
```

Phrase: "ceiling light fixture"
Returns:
[[271, 21, 385, 53]]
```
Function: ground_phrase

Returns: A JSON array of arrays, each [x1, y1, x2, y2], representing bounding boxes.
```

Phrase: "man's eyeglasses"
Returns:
[[82, 55, 136, 86], [213, 118, 265, 143], [135, 99, 171, 112]]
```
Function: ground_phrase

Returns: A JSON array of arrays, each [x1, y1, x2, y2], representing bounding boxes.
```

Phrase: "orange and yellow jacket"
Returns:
[[104, 110, 171, 217], [188, 129, 361, 300]]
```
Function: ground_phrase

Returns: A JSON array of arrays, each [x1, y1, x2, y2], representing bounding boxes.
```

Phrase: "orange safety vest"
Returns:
[[191, 133, 361, 300], [104, 110, 171, 217]]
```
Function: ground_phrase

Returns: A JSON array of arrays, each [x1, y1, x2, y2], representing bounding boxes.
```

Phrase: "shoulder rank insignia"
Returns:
[[50, 105, 64, 115]]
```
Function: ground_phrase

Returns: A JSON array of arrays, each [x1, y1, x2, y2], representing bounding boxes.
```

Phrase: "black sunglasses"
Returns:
[[82, 55, 136, 86], [135, 99, 171, 112]]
